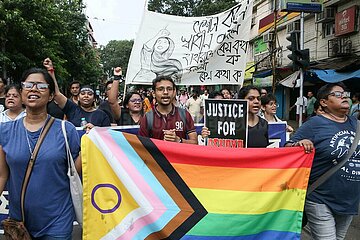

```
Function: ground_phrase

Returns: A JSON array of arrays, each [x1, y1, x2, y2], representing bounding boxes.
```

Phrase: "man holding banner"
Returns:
[[139, 75, 198, 144]]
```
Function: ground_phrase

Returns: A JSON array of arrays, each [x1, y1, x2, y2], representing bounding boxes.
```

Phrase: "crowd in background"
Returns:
[[0, 60, 360, 240]]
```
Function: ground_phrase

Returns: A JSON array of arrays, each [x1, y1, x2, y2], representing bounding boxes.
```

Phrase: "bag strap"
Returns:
[[61, 121, 76, 176], [20, 117, 55, 222], [307, 120, 360, 195], [146, 109, 154, 137]]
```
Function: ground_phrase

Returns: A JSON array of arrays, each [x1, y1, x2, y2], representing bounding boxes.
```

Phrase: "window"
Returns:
[[323, 22, 335, 37]]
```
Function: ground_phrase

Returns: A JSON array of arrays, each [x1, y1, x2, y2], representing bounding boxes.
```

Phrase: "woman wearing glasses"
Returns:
[[0, 84, 26, 122], [0, 68, 80, 239], [286, 82, 360, 240], [260, 93, 294, 133], [43, 58, 110, 131], [108, 67, 144, 126]]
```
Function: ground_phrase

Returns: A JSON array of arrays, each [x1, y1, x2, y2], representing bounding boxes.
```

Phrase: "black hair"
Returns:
[[69, 80, 81, 88], [208, 91, 223, 99], [311, 100, 322, 117], [0, 77, 7, 85], [317, 82, 347, 101], [238, 85, 260, 99], [105, 80, 113, 90], [260, 93, 277, 106], [5, 84, 21, 95], [20, 68, 55, 94], [152, 75, 177, 91], [123, 91, 143, 108], [352, 92, 360, 100]]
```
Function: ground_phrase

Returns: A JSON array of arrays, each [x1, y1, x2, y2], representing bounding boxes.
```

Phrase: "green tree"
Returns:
[[99, 40, 134, 78], [147, 0, 238, 17], [0, 0, 102, 88]]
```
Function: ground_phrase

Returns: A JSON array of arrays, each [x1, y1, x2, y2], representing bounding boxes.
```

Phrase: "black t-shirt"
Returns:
[[63, 99, 111, 127], [116, 108, 140, 126], [247, 117, 269, 148], [98, 100, 116, 124], [47, 101, 65, 119]]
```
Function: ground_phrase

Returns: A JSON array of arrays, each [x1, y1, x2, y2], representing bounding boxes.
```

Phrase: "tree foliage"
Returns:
[[99, 40, 134, 78], [147, 0, 238, 17], [0, 0, 102, 87]]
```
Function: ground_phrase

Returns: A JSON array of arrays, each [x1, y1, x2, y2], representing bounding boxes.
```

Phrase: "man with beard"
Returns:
[[139, 75, 198, 144]]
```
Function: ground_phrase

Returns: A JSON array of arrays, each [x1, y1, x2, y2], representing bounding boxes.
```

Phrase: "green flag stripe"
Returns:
[[187, 210, 303, 236]]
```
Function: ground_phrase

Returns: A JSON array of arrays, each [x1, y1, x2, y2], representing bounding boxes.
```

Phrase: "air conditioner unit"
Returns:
[[286, 21, 300, 34], [263, 33, 274, 43], [251, 16, 256, 26], [328, 37, 352, 57], [316, 7, 335, 23]]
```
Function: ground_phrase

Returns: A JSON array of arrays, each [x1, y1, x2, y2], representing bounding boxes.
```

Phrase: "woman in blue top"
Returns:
[[286, 82, 360, 240], [0, 68, 81, 239]]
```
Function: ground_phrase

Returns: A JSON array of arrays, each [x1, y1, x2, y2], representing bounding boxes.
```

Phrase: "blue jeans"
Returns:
[[305, 200, 353, 240], [31, 234, 72, 240]]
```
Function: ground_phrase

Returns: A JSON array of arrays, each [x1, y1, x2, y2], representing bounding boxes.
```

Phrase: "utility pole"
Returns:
[[299, 12, 305, 127], [271, 0, 278, 94]]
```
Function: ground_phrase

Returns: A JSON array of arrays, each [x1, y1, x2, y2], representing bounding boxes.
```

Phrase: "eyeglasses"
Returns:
[[22, 82, 49, 91], [6, 93, 20, 98], [129, 98, 142, 103], [267, 102, 279, 107], [328, 91, 350, 99], [156, 87, 174, 92], [246, 96, 261, 101]]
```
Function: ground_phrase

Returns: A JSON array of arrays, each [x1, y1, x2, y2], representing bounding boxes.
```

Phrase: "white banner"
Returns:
[[126, 0, 253, 86]]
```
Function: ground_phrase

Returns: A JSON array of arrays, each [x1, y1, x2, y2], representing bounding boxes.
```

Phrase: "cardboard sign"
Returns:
[[204, 99, 248, 148]]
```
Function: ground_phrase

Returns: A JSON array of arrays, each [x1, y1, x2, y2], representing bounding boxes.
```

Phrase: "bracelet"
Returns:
[[178, 137, 183, 143], [47, 68, 55, 73], [291, 142, 298, 147], [114, 75, 122, 80]]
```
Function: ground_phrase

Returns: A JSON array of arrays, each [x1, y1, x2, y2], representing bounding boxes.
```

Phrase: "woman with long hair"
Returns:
[[108, 67, 143, 125], [133, 29, 182, 83]]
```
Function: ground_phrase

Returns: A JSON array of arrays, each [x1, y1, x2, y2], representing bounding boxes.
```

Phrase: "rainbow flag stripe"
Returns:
[[82, 128, 313, 240]]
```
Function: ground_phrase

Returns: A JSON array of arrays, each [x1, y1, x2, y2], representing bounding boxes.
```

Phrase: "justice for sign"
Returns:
[[206, 103, 244, 118]]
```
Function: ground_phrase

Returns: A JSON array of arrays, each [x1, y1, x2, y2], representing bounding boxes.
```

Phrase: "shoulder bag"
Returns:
[[2, 117, 54, 240], [303, 120, 360, 227], [61, 120, 83, 226]]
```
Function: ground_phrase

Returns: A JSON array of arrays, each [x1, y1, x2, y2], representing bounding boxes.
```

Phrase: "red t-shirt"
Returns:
[[139, 105, 196, 140]]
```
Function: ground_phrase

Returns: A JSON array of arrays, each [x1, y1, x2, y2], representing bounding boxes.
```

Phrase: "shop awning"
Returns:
[[311, 69, 360, 83]]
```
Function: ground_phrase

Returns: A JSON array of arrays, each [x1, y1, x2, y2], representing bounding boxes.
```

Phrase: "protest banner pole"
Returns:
[[299, 12, 304, 127]]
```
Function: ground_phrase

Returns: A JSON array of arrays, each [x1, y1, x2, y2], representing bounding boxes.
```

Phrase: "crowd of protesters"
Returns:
[[0, 58, 359, 240]]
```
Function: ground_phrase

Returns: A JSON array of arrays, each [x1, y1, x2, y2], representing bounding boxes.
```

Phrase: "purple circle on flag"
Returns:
[[91, 183, 121, 214]]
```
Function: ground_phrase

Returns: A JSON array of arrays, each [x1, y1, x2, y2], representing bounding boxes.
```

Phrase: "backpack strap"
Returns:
[[178, 107, 187, 130], [145, 109, 154, 137], [145, 107, 187, 138]]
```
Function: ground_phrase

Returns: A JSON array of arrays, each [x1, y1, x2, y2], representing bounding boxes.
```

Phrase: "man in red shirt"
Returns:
[[139, 76, 198, 144]]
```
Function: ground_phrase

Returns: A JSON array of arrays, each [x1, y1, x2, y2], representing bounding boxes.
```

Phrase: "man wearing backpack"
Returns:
[[139, 75, 198, 144]]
